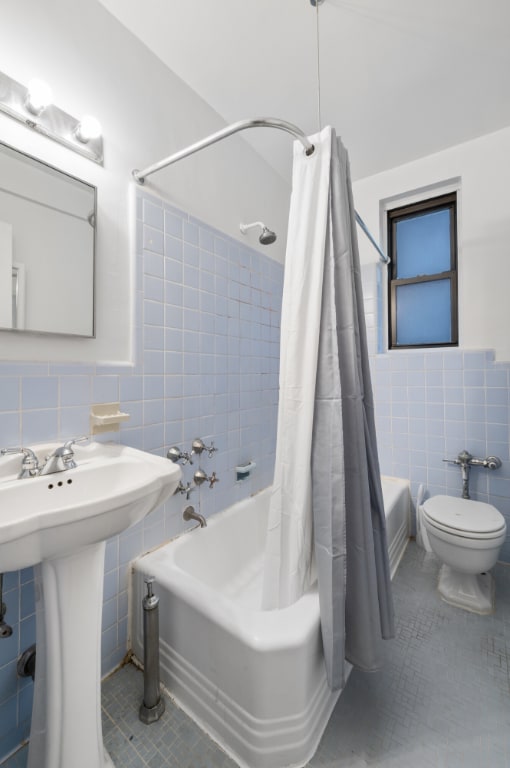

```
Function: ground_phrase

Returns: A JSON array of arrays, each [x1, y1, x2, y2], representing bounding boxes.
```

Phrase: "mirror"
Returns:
[[0, 140, 95, 337]]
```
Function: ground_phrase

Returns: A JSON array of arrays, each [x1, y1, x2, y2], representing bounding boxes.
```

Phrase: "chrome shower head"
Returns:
[[240, 221, 277, 246], [259, 226, 277, 245]]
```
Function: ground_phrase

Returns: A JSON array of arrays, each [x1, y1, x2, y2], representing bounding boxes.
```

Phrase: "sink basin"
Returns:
[[0, 440, 181, 768], [0, 441, 181, 571]]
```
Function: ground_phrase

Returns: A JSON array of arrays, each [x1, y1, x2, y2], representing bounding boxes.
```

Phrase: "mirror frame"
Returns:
[[0, 138, 97, 338]]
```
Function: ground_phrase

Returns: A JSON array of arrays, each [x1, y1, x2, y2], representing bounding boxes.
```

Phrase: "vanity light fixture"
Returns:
[[75, 115, 102, 144], [0, 70, 103, 165], [24, 78, 53, 116]]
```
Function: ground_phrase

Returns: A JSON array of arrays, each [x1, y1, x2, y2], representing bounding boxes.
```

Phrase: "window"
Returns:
[[387, 192, 458, 349]]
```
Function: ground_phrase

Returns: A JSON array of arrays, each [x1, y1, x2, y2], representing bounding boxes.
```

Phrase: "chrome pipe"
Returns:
[[132, 117, 387, 264], [139, 577, 165, 724], [355, 212, 389, 265], [132, 117, 315, 183]]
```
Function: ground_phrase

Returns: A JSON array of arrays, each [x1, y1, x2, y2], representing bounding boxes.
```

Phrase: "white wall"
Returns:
[[353, 126, 510, 361], [0, 0, 291, 362]]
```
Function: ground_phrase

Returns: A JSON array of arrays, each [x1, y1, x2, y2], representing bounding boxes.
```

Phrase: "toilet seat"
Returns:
[[423, 496, 506, 540]]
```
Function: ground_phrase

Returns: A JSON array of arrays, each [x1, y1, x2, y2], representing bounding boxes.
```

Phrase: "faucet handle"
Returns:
[[167, 446, 193, 465], [62, 436, 88, 451], [208, 471, 220, 489], [1, 447, 40, 478]]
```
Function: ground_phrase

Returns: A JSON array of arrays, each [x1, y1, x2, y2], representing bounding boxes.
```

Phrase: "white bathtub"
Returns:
[[131, 476, 410, 768]]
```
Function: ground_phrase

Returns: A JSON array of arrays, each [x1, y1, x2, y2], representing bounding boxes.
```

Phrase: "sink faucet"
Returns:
[[40, 437, 88, 476], [1, 447, 41, 479]]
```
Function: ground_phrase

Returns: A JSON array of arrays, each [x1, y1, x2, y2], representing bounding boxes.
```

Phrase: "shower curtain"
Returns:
[[262, 126, 394, 690]]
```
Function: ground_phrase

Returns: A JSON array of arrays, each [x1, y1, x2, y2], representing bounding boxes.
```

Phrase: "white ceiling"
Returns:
[[98, 0, 510, 183]]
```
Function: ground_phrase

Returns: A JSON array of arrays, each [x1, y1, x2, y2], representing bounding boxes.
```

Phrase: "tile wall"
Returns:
[[362, 264, 510, 561], [0, 189, 283, 762]]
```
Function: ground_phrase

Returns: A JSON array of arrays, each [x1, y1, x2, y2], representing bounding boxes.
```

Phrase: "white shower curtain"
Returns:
[[262, 126, 394, 690]]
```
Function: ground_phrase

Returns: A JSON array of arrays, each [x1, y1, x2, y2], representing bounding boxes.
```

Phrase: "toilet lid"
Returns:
[[423, 495, 506, 535]]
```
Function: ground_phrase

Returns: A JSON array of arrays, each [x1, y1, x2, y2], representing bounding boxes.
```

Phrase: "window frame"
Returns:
[[387, 192, 458, 350]]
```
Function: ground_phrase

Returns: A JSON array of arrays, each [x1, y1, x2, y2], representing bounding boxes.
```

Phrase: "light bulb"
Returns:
[[25, 78, 53, 115], [75, 115, 102, 143]]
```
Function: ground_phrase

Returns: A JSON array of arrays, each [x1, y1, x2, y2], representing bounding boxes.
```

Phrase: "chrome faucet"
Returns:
[[1, 447, 41, 479], [40, 437, 88, 476], [182, 505, 207, 528], [1, 437, 88, 479]]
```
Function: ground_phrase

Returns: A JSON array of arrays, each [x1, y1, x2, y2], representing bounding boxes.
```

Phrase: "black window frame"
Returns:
[[387, 192, 458, 350]]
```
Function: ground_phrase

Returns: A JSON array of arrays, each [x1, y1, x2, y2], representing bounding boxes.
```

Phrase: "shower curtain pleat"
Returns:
[[262, 126, 394, 690]]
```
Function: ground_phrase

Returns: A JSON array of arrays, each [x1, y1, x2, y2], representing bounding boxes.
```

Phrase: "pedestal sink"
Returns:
[[0, 441, 181, 768]]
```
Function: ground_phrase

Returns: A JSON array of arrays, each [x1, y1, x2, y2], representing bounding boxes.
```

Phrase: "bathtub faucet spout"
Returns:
[[183, 505, 207, 528]]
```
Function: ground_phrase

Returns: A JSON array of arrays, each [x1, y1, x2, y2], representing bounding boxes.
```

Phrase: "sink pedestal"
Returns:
[[28, 542, 114, 768], [0, 440, 181, 767]]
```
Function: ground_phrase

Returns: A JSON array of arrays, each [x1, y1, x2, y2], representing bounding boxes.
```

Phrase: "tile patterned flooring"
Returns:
[[4, 542, 510, 767]]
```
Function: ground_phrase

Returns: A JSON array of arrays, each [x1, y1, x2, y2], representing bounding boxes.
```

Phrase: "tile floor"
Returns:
[[4, 542, 510, 767]]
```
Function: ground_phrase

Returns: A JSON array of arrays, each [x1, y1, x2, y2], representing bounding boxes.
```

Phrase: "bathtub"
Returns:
[[131, 476, 410, 768]]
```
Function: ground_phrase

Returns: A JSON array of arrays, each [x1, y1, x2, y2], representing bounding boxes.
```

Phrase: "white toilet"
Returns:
[[422, 495, 507, 614]]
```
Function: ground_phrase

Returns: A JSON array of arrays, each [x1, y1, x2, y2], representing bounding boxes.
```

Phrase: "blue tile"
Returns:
[[144, 399, 164, 425], [60, 406, 91, 438], [164, 236, 183, 263], [183, 242, 199, 266], [143, 423, 165, 451], [60, 376, 91, 407], [464, 350, 491, 368], [443, 350, 463, 369], [143, 225, 164, 254], [164, 211, 183, 238], [143, 325, 165, 352], [143, 200, 164, 231], [485, 368, 508, 388], [0, 411, 21, 448], [463, 369, 484, 387], [464, 388, 485, 406], [486, 404, 509, 424], [21, 377, 58, 410], [0, 363, 48, 377], [199, 227, 215, 252], [144, 300, 164, 327], [0, 379, 19, 412], [93, 376, 119, 404], [104, 538, 119, 572], [144, 275, 164, 302], [183, 220, 199, 245], [102, 598, 117, 631], [164, 281, 183, 306], [119, 376, 143, 403], [143, 376, 164, 401], [21, 409, 58, 444], [143, 251, 164, 278]]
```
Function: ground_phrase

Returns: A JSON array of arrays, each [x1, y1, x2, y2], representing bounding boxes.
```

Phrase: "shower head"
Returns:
[[240, 221, 277, 246], [259, 226, 277, 245]]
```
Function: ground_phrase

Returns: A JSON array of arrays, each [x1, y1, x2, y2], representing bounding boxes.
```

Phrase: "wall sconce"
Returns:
[[0, 70, 103, 165]]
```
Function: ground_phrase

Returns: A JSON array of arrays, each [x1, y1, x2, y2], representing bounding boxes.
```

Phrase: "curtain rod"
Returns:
[[132, 116, 389, 264]]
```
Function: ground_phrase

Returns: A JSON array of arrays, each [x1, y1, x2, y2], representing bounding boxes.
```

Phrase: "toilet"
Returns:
[[422, 495, 507, 614]]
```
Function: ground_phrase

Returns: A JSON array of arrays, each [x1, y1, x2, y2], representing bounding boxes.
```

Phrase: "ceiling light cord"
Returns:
[[315, 0, 322, 132]]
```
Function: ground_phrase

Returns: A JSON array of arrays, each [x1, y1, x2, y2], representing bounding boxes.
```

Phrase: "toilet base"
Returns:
[[437, 565, 495, 615]]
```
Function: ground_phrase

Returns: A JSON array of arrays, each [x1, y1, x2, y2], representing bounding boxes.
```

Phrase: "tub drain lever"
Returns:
[[139, 576, 165, 724]]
